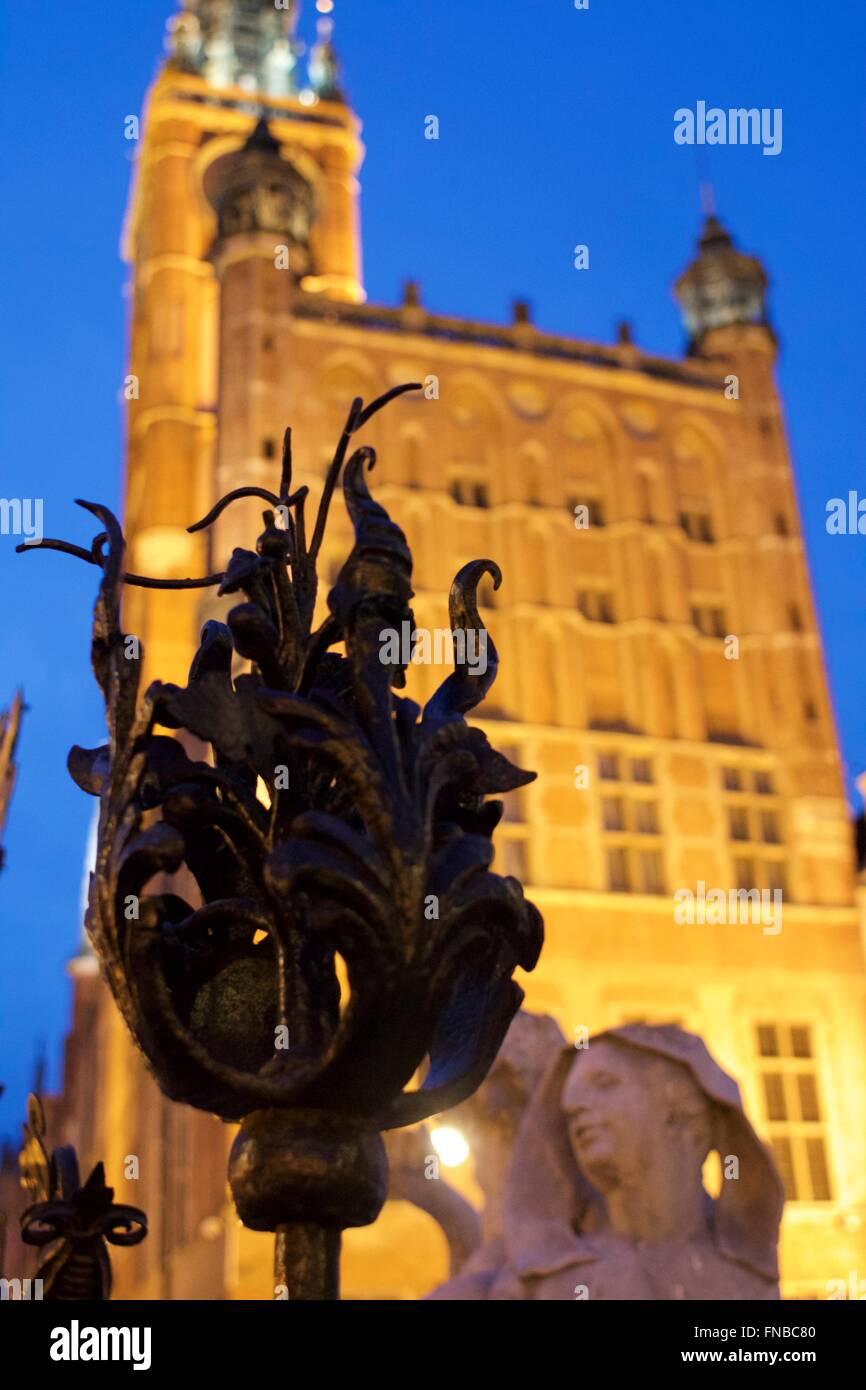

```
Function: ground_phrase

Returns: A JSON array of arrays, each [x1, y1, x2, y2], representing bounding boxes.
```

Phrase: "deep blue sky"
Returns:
[[1, 0, 864, 1137]]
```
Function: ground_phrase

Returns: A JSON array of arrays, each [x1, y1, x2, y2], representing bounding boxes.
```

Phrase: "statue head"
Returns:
[[562, 1036, 713, 1196], [501, 1024, 784, 1289]]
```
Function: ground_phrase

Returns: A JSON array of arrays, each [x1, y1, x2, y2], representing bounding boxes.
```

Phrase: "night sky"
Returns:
[[1, 0, 864, 1137]]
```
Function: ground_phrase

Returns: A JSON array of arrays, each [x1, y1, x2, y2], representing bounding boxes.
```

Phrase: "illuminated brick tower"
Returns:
[[57, 0, 866, 1299]]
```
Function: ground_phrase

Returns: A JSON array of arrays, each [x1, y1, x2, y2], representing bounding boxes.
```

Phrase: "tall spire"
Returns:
[[166, 1, 303, 98], [673, 213, 770, 350]]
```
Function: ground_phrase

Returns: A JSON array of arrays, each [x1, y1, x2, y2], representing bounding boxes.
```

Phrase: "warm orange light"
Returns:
[[430, 1126, 470, 1168]]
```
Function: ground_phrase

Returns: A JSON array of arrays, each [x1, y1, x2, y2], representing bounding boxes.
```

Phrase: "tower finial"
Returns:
[[309, 4, 345, 102], [699, 180, 717, 218]]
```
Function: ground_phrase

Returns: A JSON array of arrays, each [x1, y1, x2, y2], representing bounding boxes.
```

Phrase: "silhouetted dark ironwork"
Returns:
[[18, 1095, 147, 1299], [19, 384, 543, 1299]]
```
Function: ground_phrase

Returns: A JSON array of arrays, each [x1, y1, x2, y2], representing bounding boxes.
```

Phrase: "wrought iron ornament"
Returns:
[[20, 385, 543, 1298], [19, 1095, 147, 1300]]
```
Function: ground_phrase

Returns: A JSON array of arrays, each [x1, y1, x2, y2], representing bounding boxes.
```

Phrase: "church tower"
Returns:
[[672, 214, 849, 910]]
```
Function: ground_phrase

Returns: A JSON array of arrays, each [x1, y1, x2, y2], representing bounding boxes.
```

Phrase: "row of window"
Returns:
[[492, 830, 785, 898], [450, 482, 790, 538], [247, 431, 795, 545], [607, 844, 665, 894], [601, 757, 780, 797], [724, 765, 774, 794], [756, 1024, 832, 1202], [599, 753, 654, 783], [692, 603, 805, 636], [442, 482, 793, 543], [603, 795, 659, 834], [733, 856, 788, 894], [495, 753, 792, 897], [572, 592, 806, 636], [513, 753, 779, 802], [598, 754, 788, 896], [603, 843, 788, 896], [728, 806, 780, 844]]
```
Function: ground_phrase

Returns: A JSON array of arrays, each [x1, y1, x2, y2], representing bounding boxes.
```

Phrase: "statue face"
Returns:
[[561, 1040, 662, 1189]]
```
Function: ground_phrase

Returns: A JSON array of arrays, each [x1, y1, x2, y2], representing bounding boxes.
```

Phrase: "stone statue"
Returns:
[[430, 1024, 783, 1300]]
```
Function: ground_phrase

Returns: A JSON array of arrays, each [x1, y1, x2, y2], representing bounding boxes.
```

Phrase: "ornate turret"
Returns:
[[166, 1, 346, 102], [674, 214, 771, 353], [166, 0, 303, 97], [203, 115, 315, 271]]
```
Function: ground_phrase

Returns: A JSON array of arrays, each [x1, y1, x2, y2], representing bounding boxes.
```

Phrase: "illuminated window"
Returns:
[[599, 752, 620, 781], [761, 810, 780, 844], [450, 473, 490, 508], [723, 768, 787, 897], [494, 744, 529, 875], [728, 807, 749, 841], [638, 849, 664, 894], [607, 846, 630, 892], [577, 589, 615, 623], [691, 604, 726, 638], [600, 758, 664, 893], [734, 856, 754, 891], [766, 861, 788, 895], [633, 800, 659, 834], [679, 509, 715, 543], [754, 1024, 832, 1202]]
